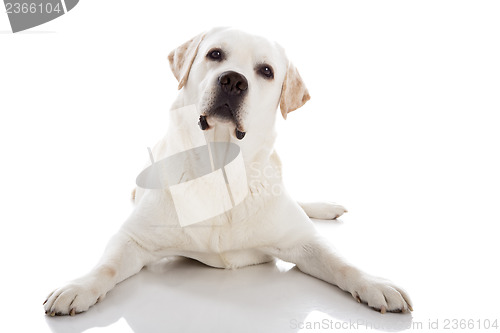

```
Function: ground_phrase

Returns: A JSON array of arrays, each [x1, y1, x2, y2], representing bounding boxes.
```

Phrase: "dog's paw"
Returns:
[[300, 201, 348, 220], [322, 203, 348, 219], [350, 276, 413, 313], [43, 278, 106, 316]]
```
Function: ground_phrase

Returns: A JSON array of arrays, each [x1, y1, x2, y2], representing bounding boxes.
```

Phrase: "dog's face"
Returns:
[[168, 27, 310, 140]]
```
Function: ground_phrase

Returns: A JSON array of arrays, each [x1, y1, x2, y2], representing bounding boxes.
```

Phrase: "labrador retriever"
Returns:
[[44, 27, 412, 316]]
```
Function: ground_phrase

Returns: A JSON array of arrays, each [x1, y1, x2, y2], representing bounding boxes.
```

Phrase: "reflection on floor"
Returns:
[[45, 256, 413, 333]]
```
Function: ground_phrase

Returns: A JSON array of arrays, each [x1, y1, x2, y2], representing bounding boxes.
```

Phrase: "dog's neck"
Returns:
[[170, 92, 279, 172]]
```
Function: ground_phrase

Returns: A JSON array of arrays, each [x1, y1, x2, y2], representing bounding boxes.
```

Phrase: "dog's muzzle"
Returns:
[[198, 71, 248, 140]]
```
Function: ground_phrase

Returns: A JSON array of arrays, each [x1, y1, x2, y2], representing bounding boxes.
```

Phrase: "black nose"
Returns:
[[218, 71, 248, 95]]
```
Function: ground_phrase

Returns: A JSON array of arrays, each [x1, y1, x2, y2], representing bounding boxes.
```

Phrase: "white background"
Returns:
[[1, 1, 499, 332]]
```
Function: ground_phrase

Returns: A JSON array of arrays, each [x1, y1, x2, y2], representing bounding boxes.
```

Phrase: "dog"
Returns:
[[44, 27, 412, 316]]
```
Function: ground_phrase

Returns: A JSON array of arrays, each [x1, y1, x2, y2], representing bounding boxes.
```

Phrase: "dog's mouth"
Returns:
[[214, 103, 233, 119], [198, 101, 246, 140], [198, 114, 246, 140]]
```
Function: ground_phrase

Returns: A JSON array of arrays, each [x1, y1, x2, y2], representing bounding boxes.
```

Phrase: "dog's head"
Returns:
[[168, 27, 310, 140]]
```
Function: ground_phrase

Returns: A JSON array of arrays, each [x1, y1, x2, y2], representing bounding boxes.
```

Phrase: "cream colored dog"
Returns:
[[44, 27, 412, 316]]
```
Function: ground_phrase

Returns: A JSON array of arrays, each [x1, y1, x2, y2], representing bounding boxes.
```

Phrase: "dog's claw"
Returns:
[[380, 306, 387, 314], [49, 311, 56, 317], [408, 304, 413, 312], [70, 308, 76, 316], [356, 296, 361, 303]]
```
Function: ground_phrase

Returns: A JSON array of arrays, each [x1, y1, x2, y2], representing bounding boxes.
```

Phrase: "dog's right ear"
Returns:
[[168, 33, 205, 90]]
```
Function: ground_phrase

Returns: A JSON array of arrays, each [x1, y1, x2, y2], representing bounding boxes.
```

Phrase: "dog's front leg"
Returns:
[[265, 237, 412, 313], [44, 231, 158, 316]]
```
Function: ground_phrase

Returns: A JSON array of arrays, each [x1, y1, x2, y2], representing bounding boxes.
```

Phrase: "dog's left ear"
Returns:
[[279, 62, 311, 119], [168, 33, 205, 90]]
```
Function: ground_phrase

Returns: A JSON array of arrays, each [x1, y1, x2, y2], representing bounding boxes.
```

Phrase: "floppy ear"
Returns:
[[168, 33, 205, 90], [279, 62, 311, 119]]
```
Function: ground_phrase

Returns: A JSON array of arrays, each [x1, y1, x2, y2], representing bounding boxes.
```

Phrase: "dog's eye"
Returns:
[[257, 65, 274, 79], [207, 49, 223, 61]]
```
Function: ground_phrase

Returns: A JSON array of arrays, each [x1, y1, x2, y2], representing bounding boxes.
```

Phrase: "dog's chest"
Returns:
[[173, 211, 274, 268], [181, 207, 260, 252]]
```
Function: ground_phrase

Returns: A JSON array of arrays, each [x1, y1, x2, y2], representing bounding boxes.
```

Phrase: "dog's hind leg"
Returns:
[[298, 201, 347, 220]]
